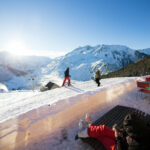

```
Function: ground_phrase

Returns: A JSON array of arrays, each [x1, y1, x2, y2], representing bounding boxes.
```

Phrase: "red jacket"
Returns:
[[88, 124, 116, 150]]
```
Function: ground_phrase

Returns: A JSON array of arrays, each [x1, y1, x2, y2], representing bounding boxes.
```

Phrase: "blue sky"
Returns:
[[0, 0, 150, 57]]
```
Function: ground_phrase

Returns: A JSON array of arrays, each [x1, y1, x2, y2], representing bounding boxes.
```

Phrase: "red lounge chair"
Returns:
[[139, 88, 150, 93], [136, 81, 150, 100], [146, 77, 150, 82], [137, 81, 149, 88]]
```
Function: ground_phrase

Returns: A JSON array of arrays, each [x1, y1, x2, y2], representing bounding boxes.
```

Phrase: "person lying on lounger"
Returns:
[[75, 113, 150, 150]]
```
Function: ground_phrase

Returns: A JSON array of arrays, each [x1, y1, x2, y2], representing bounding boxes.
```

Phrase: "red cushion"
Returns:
[[139, 88, 150, 93]]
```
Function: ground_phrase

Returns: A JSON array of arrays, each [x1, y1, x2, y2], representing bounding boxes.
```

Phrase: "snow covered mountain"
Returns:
[[0, 51, 51, 90], [44, 44, 147, 81], [138, 48, 150, 55], [0, 45, 149, 90], [0, 51, 51, 71]]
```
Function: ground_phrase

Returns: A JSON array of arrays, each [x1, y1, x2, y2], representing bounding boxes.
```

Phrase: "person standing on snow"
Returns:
[[95, 69, 101, 86], [62, 67, 71, 86]]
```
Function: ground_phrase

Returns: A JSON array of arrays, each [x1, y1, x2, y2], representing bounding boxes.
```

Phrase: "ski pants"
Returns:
[[95, 78, 100, 86], [62, 77, 71, 86], [88, 124, 116, 150]]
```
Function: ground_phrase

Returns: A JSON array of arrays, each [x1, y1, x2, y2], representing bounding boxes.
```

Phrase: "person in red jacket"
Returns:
[[77, 123, 116, 150], [76, 113, 150, 150], [62, 67, 71, 86]]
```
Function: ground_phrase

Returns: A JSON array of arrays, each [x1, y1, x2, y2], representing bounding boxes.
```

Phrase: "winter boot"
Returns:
[[79, 119, 86, 131], [85, 113, 92, 126], [75, 119, 89, 140]]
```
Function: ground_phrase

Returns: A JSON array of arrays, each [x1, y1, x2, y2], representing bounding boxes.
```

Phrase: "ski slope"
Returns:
[[0, 77, 150, 150], [1, 44, 148, 90]]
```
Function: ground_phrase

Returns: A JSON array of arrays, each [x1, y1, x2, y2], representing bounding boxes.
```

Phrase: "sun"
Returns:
[[5, 39, 28, 56]]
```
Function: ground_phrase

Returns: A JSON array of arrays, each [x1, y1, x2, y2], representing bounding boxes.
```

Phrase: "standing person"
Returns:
[[95, 69, 101, 86], [62, 67, 71, 86]]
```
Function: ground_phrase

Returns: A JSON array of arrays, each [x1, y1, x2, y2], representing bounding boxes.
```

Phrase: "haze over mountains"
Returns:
[[0, 44, 149, 90]]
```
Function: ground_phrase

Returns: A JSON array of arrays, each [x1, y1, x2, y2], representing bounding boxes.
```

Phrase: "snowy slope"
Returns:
[[1, 76, 150, 150], [0, 76, 148, 123], [0, 51, 52, 90], [138, 48, 150, 55], [0, 78, 126, 123], [43, 44, 147, 81], [0, 45, 149, 90]]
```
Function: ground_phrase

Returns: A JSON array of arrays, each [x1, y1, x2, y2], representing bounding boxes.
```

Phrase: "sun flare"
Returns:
[[5, 39, 28, 56]]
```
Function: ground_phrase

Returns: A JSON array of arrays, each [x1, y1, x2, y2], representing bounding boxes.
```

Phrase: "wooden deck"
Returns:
[[81, 105, 150, 150]]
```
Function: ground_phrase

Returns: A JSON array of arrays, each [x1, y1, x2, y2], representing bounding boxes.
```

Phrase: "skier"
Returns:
[[62, 67, 71, 86], [75, 113, 150, 150], [95, 69, 101, 86]]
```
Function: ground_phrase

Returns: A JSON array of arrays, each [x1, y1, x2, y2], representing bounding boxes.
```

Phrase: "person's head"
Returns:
[[123, 113, 149, 139]]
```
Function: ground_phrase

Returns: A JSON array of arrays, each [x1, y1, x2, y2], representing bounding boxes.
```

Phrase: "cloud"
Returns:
[[0, 49, 67, 58]]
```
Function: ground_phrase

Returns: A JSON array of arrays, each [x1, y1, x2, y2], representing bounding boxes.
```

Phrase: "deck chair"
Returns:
[[137, 81, 149, 88], [146, 77, 150, 82], [136, 81, 150, 99], [139, 88, 150, 100], [139, 88, 150, 93]]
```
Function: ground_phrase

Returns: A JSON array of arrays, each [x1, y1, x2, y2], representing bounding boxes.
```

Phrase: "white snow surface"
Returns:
[[0, 83, 8, 92], [0, 77, 131, 123], [1, 76, 150, 150]]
